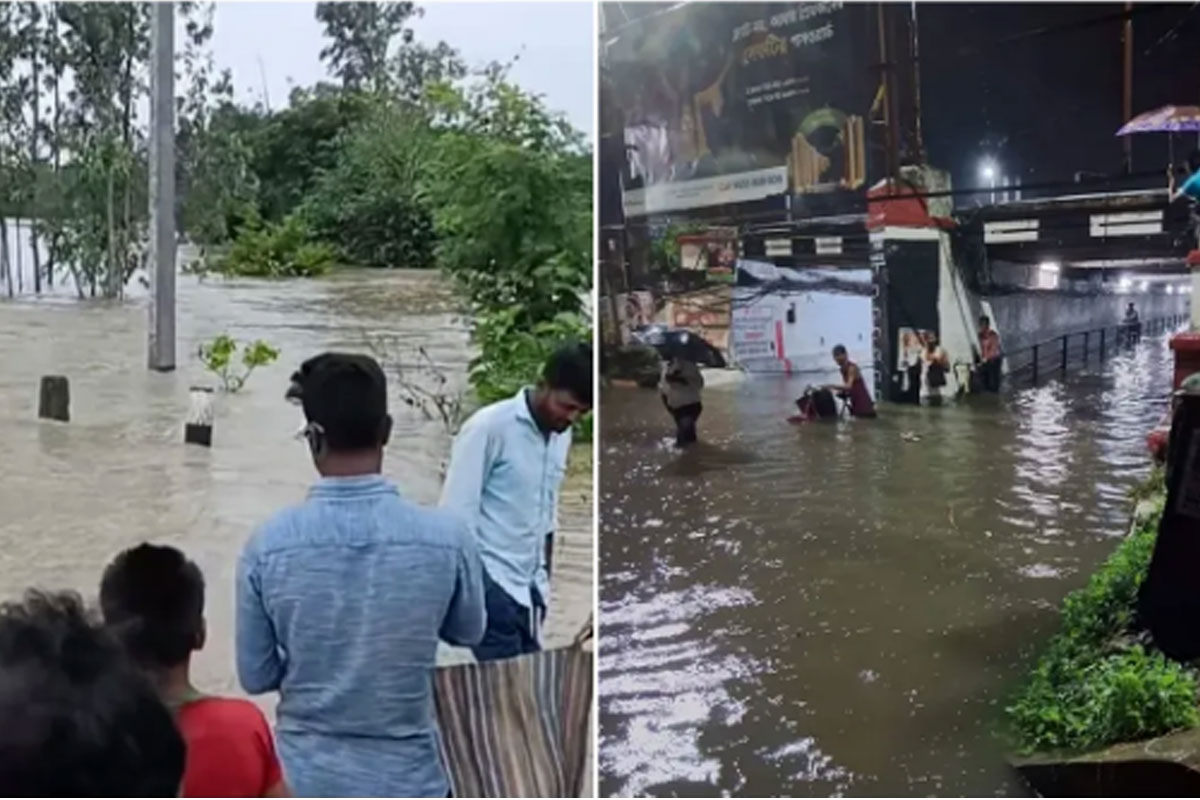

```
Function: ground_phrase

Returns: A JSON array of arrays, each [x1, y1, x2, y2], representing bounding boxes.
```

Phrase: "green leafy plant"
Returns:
[[198, 334, 280, 392], [1007, 500, 1200, 754], [215, 213, 335, 278]]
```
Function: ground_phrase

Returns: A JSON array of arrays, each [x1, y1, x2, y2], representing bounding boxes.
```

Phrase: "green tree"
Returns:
[[426, 64, 591, 327], [249, 84, 371, 222], [301, 99, 435, 268], [316, 2, 418, 93], [176, 3, 259, 249]]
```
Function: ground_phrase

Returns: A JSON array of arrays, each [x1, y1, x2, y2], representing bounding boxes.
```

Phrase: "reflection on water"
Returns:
[[599, 335, 1175, 797]]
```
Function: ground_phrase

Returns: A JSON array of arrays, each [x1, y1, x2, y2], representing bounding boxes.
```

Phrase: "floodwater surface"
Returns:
[[599, 334, 1176, 797], [0, 268, 593, 706]]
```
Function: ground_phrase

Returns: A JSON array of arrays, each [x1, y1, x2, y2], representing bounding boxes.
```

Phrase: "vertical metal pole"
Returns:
[[1083, 331, 1089, 363], [1061, 335, 1068, 376], [909, 1, 925, 164], [1100, 327, 1106, 360], [1122, 0, 1133, 173], [1032, 344, 1039, 385], [148, 2, 176, 372]]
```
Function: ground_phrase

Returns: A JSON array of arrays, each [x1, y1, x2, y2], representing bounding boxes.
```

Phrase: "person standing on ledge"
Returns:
[[237, 353, 485, 798], [827, 344, 876, 418], [977, 315, 1003, 393], [660, 355, 705, 447], [441, 342, 593, 662]]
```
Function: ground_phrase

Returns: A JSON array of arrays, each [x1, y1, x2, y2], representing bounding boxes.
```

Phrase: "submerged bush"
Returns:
[[216, 214, 335, 278], [1007, 502, 1199, 754]]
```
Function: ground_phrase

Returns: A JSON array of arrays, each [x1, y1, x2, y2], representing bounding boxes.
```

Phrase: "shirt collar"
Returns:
[[308, 473, 396, 500], [513, 387, 547, 434]]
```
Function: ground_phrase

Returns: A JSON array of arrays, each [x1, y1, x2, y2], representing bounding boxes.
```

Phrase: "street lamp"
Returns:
[[980, 160, 998, 204]]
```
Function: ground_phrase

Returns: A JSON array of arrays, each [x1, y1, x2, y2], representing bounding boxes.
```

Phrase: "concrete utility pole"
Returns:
[[147, 1, 176, 372]]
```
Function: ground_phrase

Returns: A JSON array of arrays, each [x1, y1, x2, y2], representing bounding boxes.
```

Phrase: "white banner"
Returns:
[[622, 166, 789, 217]]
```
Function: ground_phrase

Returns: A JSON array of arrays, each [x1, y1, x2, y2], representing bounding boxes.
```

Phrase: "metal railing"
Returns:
[[1007, 314, 1190, 387]]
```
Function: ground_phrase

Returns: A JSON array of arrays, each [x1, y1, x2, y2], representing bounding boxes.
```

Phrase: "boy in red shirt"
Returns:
[[100, 544, 289, 798]]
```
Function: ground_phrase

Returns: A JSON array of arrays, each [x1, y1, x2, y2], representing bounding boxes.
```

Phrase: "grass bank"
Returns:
[[1007, 470, 1199, 755]]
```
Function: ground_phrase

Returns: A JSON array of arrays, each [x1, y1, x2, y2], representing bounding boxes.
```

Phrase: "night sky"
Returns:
[[917, 2, 1200, 197]]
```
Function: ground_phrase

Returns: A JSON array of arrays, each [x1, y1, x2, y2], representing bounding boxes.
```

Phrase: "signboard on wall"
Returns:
[[607, 2, 875, 216], [668, 287, 733, 352]]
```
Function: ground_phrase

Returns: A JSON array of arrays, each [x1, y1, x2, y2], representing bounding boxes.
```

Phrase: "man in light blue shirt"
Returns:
[[236, 353, 485, 797], [441, 343, 592, 661]]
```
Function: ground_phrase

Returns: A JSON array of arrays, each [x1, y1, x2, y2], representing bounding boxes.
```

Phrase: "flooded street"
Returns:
[[0, 268, 593, 711], [599, 334, 1175, 796]]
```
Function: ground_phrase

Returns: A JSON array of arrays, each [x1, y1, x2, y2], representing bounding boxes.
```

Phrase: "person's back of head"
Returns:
[[287, 352, 393, 472], [100, 543, 205, 672], [1188, 149, 1200, 175], [0, 590, 184, 795]]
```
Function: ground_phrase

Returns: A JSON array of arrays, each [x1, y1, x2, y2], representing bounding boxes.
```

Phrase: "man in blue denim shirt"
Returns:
[[236, 353, 485, 797], [441, 343, 592, 661]]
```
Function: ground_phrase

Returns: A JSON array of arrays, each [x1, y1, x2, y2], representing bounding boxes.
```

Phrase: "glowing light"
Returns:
[[1039, 261, 1060, 274], [1118, 277, 1133, 292]]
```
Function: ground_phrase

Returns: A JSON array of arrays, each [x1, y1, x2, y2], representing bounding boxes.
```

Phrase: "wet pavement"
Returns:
[[0, 267, 593, 715], [599, 333, 1176, 796]]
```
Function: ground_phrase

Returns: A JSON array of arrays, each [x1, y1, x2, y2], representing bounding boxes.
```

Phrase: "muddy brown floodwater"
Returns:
[[0, 269, 593, 744], [599, 332, 1177, 797]]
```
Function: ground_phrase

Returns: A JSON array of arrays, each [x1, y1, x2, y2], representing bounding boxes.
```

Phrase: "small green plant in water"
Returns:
[[199, 335, 280, 393]]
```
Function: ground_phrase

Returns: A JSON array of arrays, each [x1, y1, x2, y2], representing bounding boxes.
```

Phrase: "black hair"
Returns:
[[832, 344, 848, 357], [0, 590, 185, 796], [979, 314, 991, 326], [543, 342, 593, 407], [100, 543, 204, 670], [288, 352, 391, 451], [1188, 149, 1200, 174]]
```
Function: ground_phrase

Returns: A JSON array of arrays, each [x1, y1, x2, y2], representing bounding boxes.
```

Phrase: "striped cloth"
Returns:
[[433, 641, 593, 797]]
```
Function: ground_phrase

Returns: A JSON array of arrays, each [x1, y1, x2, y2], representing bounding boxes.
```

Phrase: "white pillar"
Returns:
[[147, 2, 176, 371]]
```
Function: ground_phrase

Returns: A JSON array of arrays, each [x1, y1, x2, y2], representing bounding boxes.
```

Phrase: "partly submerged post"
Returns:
[[38, 376, 69, 422], [147, 1, 176, 372], [185, 387, 214, 447]]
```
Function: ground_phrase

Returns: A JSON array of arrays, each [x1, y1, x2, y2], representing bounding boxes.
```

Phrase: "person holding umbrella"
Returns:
[[1170, 149, 1200, 247], [660, 354, 705, 447], [631, 325, 725, 447]]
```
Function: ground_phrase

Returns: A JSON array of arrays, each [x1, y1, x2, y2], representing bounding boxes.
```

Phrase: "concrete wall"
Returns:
[[984, 290, 1190, 357], [731, 273, 876, 396]]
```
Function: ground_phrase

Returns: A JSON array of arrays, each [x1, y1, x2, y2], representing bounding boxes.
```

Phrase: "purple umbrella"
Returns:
[[1117, 105, 1200, 136]]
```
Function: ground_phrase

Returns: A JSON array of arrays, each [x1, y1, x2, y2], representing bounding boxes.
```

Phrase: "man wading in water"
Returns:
[[977, 315, 1003, 393], [441, 343, 593, 662], [660, 356, 705, 446], [237, 353, 485, 797], [826, 344, 876, 418]]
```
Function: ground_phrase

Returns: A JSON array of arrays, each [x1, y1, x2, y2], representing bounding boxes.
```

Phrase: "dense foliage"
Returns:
[[1007, 491, 1199, 754], [2, 2, 592, 436]]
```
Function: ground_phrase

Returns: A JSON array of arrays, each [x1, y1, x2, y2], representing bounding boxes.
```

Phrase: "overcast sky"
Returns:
[[209, 1, 595, 135]]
